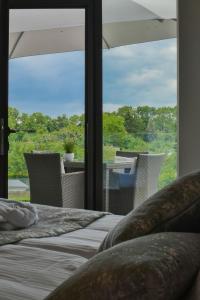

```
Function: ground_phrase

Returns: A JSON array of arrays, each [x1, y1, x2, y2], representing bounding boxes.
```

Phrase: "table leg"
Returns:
[[105, 168, 110, 212]]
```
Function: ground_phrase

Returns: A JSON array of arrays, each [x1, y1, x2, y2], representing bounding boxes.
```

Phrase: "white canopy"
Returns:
[[9, 0, 176, 58]]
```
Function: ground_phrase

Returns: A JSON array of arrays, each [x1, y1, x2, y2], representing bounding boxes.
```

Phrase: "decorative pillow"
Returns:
[[184, 270, 200, 300], [45, 232, 200, 300], [99, 171, 200, 251]]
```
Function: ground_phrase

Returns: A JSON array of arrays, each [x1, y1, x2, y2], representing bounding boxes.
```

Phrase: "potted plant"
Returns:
[[63, 140, 75, 161]]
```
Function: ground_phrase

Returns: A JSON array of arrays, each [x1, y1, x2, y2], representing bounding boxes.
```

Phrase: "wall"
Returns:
[[178, 0, 200, 176]]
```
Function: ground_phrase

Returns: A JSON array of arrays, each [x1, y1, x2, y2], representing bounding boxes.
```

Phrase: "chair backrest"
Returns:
[[116, 151, 148, 158], [134, 154, 165, 208], [24, 153, 63, 207]]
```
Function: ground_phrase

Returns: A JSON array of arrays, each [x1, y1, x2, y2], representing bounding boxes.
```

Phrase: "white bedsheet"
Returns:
[[20, 228, 108, 259], [19, 215, 123, 258], [0, 214, 123, 300], [0, 245, 87, 300], [87, 214, 123, 231]]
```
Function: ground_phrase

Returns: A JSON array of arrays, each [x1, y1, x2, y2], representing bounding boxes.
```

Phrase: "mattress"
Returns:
[[0, 213, 123, 300]]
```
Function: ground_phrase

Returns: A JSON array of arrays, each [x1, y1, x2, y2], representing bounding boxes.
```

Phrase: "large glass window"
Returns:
[[103, 1, 177, 214], [8, 9, 85, 204]]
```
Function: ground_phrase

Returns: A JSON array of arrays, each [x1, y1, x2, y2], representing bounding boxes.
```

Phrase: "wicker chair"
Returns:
[[108, 153, 165, 215], [24, 153, 84, 208], [133, 154, 165, 208], [116, 151, 148, 158]]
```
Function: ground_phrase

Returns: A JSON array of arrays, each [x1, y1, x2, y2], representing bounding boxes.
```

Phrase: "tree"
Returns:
[[103, 113, 127, 147], [54, 114, 69, 130], [148, 107, 176, 134], [117, 106, 145, 137], [136, 106, 156, 128], [9, 107, 21, 129]]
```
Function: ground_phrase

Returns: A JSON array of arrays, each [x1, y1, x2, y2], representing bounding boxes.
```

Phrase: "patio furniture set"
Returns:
[[24, 151, 164, 215]]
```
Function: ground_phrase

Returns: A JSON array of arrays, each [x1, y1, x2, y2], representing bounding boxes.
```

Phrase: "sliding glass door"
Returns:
[[0, 0, 102, 209], [0, 0, 179, 213], [102, 0, 177, 214], [8, 9, 86, 202]]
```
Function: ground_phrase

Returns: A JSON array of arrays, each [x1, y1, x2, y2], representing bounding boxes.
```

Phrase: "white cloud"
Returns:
[[11, 51, 84, 82], [103, 39, 177, 108], [166, 79, 177, 93], [104, 46, 137, 59], [13, 98, 84, 117], [124, 68, 162, 85], [61, 102, 84, 117], [10, 38, 178, 116], [103, 103, 123, 112], [12, 55, 61, 80], [160, 44, 177, 57]]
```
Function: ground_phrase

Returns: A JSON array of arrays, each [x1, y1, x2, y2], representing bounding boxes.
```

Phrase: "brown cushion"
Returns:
[[99, 171, 200, 251], [45, 232, 200, 300]]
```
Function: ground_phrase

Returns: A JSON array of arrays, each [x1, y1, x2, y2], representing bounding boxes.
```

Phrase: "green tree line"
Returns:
[[8, 105, 177, 188]]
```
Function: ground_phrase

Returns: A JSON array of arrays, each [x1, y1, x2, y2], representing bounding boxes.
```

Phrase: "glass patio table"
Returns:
[[64, 160, 133, 211]]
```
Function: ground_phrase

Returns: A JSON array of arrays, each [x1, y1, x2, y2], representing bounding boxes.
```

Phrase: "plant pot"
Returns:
[[64, 153, 74, 162]]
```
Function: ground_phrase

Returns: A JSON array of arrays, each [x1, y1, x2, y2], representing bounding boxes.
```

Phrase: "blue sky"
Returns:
[[9, 38, 177, 117]]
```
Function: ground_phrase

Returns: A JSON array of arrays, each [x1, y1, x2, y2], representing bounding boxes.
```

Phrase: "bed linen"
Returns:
[[0, 199, 38, 230], [19, 215, 123, 259], [0, 211, 123, 300], [0, 204, 107, 246], [0, 244, 87, 300]]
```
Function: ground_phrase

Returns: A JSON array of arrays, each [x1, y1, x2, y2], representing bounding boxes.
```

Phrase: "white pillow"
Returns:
[[114, 156, 137, 174]]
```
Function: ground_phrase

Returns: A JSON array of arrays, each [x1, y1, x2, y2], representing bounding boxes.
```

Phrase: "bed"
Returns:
[[0, 203, 123, 300]]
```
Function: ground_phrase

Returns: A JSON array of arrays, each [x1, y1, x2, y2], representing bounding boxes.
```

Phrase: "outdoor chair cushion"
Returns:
[[99, 170, 200, 251], [114, 156, 137, 174], [45, 232, 200, 300], [109, 172, 136, 189], [118, 173, 136, 188]]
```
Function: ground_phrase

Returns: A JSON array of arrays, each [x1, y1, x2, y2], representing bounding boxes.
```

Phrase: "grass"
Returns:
[[8, 191, 30, 202]]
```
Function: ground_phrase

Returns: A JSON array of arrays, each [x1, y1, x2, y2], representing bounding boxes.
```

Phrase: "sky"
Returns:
[[9, 38, 177, 117]]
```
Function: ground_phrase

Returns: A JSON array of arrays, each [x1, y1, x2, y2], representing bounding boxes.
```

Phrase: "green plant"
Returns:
[[63, 140, 75, 153]]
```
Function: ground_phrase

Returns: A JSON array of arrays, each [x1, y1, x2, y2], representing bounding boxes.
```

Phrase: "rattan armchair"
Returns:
[[108, 153, 165, 215], [24, 153, 84, 208]]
